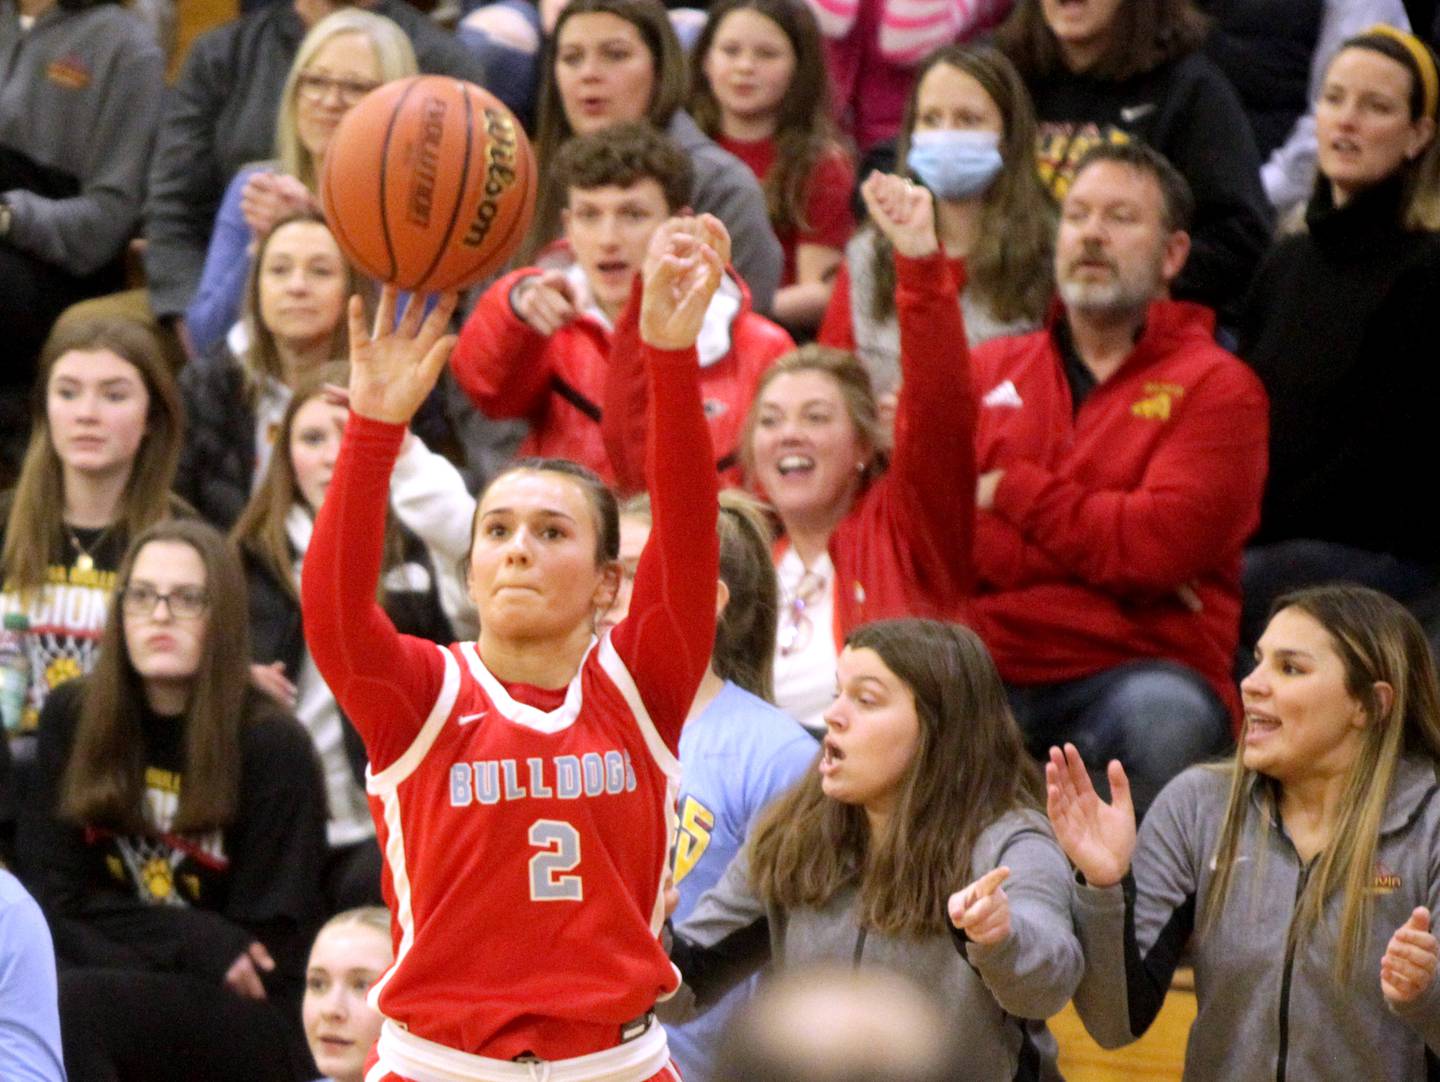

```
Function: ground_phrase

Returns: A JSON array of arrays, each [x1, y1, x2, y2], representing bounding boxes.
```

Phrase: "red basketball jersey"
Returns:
[[365, 635, 681, 1061]]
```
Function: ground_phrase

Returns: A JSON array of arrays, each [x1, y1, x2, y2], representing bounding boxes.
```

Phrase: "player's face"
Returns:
[[469, 470, 616, 641], [563, 179, 670, 318], [1317, 47, 1436, 203], [597, 513, 650, 635], [911, 61, 1004, 139], [123, 541, 210, 692], [46, 349, 151, 483], [750, 369, 868, 528], [303, 921, 391, 1082], [1239, 606, 1371, 787], [258, 220, 349, 357], [290, 394, 347, 514], [702, 8, 796, 130], [819, 646, 921, 818], [555, 13, 657, 135], [296, 30, 383, 162]]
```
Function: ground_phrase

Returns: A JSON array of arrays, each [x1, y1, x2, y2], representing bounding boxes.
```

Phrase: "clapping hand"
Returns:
[[860, 171, 939, 260], [1382, 907, 1439, 1006], [1045, 743, 1136, 888], [948, 867, 1012, 946], [347, 287, 458, 425], [639, 215, 729, 351]]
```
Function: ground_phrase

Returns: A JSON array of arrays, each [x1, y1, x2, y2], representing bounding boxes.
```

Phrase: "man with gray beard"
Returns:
[[965, 142, 1269, 818]]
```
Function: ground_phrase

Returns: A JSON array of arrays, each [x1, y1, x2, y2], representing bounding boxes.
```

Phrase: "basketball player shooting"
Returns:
[[301, 217, 726, 1082]]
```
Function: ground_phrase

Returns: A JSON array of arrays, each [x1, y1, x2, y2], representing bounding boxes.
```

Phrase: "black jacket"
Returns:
[[176, 342, 253, 531], [1029, 50, 1275, 324], [1238, 177, 1440, 560], [242, 526, 453, 786], [1198, 0, 1323, 161]]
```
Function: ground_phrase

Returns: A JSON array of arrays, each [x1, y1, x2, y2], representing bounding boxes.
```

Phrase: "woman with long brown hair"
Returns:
[[1049, 584, 1440, 1079], [689, 0, 856, 333], [16, 518, 328, 1081], [669, 618, 1081, 1082], [818, 43, 1054, 385], [233, 364, 470, 909], [523, 0, 783, 313], [0, 316, 185, 735]]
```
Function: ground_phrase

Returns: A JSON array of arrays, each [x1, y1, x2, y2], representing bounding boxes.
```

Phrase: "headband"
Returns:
[[1365, 24, 1439, 121]]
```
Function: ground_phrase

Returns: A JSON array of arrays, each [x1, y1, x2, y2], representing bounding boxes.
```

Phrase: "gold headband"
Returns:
[[1365, 24, 1439, 120]]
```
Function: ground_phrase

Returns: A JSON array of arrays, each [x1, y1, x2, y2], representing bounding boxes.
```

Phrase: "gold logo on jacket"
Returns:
[[1131, 382, 1185, 422], [1372, 863, 1402, 893]]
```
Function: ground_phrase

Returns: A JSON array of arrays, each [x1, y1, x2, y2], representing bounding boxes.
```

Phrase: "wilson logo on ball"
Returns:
[[321, 75, 537, 294]]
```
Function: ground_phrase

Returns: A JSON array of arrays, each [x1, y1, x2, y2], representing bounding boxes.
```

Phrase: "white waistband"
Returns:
[[373, 1018, 670, 1082]]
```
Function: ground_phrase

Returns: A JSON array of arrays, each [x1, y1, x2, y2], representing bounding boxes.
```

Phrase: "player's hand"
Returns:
[[948, 867, 1011, 945], [348, 287, 458, 425], [1045, 743, 1136, 889], [1383, 908, 1439, 1005], [224, 941, 274, 1000], [240, 172, 317, 242], [512, 270, 578, 336], [860, 172, 938, 260], [639, 215, 728, 351], [249, 661, 297, 710]]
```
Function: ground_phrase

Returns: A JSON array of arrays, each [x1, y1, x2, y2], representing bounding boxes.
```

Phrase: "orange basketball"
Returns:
[[320, 76, 537, 293]]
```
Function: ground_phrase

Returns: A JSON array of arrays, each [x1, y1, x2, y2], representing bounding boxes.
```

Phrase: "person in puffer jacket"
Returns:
[[451, 123, 794, 488]]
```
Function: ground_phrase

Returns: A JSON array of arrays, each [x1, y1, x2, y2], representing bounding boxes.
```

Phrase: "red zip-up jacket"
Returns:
[[966, 300, 1269, 719], [452, 261, 793, 486], [607, 250, 976, 635]]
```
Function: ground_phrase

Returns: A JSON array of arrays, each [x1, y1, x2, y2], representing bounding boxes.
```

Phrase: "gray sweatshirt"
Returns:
[[672, 808, 1081, 1082], [1072, 759, 1440, 1080], [0, 1, 164, 276]]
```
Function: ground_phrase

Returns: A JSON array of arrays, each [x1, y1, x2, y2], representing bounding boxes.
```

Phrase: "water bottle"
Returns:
[[0, 612, 30, 734]]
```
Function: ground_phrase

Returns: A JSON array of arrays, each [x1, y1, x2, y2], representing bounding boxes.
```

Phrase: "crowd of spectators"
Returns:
[[2, 0, 1440, 1076]]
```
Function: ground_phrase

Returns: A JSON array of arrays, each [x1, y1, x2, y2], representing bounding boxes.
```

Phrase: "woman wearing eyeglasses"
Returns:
[[183, 9, 418, 358], [738, 172, 975, 734], [16, 519, 329, 1082]]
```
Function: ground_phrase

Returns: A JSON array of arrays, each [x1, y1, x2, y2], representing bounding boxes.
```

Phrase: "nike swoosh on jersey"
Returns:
[[1119, 103, 1156, 123], [458, 711, 488, 725]]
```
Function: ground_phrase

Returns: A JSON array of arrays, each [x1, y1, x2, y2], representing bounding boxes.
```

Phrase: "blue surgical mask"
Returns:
[[906, 129, 1004, 200]]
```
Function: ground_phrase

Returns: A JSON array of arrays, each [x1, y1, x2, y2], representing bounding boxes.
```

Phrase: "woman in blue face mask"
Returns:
[[818, 44, 1055, 401]]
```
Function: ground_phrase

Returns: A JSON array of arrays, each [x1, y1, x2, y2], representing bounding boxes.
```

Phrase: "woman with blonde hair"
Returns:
[[1050, 583, 1440, 1078], [178, 212, 370, 530], [184, 8, 418, 356], [303, 906, 394, 1082], [0, 317, 185, 735]]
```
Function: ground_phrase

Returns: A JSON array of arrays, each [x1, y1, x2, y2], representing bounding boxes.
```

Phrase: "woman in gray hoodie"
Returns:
[[1049, 583, 1440, 1080], [669, 618, 1082, 1082]]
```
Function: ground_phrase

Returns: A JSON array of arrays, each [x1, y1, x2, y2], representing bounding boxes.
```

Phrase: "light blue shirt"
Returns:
[[0, 870, 66, 1082], [667, 682, 816, 1082]]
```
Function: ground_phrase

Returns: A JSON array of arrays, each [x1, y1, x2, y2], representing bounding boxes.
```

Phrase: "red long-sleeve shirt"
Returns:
[[300, 344, 719, 1059]]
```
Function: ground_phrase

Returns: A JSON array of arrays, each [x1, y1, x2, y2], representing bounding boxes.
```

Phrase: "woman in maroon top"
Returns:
[[690, 0, 857, 333]]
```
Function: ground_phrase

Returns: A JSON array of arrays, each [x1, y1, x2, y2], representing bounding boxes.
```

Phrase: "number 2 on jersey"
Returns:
[[529, 819, 582, 901]]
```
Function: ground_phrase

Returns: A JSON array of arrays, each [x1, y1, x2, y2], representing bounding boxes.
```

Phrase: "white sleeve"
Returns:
[[388, 435, 479, 640]]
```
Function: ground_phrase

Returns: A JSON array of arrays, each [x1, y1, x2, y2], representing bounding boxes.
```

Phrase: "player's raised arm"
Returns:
[[610, 218, 724, 752], [301, 288, 459, 769]]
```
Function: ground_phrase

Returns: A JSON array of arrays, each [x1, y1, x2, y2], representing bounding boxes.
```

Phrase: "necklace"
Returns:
[[65, 524, 111, 573]]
